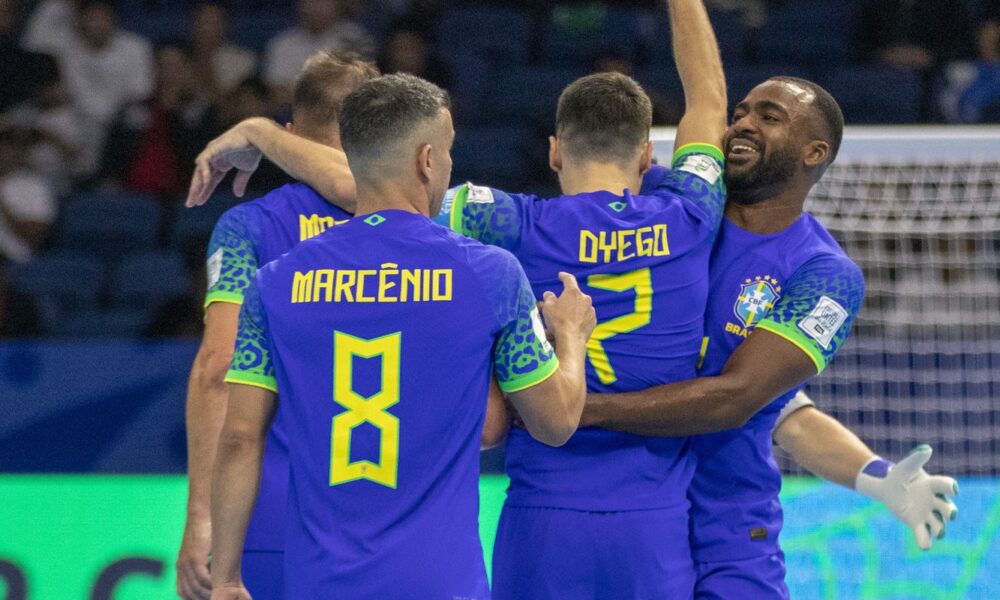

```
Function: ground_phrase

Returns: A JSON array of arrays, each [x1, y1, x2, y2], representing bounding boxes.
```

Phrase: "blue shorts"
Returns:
[[694, 551, 788, 600], [492, 505, 694, 600], [241, 550, 282, 600]]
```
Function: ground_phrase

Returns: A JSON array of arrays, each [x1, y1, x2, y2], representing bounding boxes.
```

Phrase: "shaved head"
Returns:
[[766, 77, 844, 163]]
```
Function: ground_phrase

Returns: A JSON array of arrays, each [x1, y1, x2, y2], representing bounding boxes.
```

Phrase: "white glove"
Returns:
[[855, 445, 958, 550]]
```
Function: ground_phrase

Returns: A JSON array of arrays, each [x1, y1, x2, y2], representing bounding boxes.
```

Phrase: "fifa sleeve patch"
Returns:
[[797, 296, 849, 349], [467, 183, 495, 204], [529, 307, 553, 354], [676, 154, 722, 185], [207, 248, 223, 288]]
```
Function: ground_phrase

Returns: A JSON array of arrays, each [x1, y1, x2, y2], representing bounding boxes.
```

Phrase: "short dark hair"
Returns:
[[556, 72, 652, 165], [339, 73, 451, 175], [769, 76, 844, 163], [292, 51, 379, 129]]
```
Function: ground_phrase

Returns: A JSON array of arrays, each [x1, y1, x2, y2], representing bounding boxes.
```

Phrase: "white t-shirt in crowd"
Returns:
[[0, 172, 57, 263], [263, 21, 374, 88]]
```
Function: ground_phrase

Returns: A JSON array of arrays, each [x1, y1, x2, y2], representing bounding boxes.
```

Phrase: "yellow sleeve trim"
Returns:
[[224, 370, 278, 393], [499, 355, 560, 394], [672, 143, 725, 165], [204, 290, 245, 310], [755, 321, 825, 374]]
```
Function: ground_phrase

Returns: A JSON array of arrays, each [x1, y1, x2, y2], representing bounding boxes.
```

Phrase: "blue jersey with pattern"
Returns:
[[205, 182, 350, 551], [225, 210, 557, 598], [440, 145, 726, 511], [690, 214, 865, 562]]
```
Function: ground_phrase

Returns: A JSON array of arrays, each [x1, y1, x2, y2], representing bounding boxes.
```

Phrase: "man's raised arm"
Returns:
[[186, 117, 356, 211], [668, 0, 728, 152]]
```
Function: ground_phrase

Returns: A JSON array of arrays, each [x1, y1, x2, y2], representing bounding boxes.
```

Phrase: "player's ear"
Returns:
[[285, 121, 296, 134], [639, 141, 653, 176], [417, 143, 434, 183], [549, 136, 562, 173], [803, 140, 830, 170]]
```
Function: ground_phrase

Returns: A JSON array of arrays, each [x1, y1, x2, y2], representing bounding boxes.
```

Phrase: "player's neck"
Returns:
[[725, 186, 805, 234], [353, 180, 429, 218], [558, 163, 641, 197]]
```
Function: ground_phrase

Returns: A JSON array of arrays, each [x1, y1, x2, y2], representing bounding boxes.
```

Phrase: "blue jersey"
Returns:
[[441, 145, 726, 511], [225, 210, 557, 598], [205, 182, 350, 551], [689, 214, 865, 562]]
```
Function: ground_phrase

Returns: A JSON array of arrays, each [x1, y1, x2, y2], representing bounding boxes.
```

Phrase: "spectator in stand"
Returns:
[[856, 0, 972, 72], [20, 0, 78, 55], [978, 0, 1000, 62], [264, 0, 374, 108], [3, 54, 84, 194], [0, 0, 52, 112], [189, 3, 257, 102], [857, 0, 974, 121], [938, 0, 1000, 123], [377, 22, 449, 88], [0, 127, 57, 265], [97, 43, 220, 201], [31, 0, 153, 176]]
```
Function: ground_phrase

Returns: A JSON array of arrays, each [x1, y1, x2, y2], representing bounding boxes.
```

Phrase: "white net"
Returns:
[[653, 127, 1000, 475]]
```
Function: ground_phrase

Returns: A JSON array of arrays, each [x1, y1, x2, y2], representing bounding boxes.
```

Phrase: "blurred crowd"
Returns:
[[0, 0, 998, 339]]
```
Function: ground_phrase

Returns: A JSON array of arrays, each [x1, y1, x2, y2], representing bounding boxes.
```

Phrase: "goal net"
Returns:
[[653, 127, 1000, 475]]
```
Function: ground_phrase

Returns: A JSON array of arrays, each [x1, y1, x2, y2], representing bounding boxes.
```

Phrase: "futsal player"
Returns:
[[583, 77, 959, 598], [192, 2, 728, 595], [176, 51, 377, 600], [209, 74, 596, 599]]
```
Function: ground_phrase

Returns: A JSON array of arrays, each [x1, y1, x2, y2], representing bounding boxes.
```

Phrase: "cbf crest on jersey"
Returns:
[[734, 275, 782, 328]]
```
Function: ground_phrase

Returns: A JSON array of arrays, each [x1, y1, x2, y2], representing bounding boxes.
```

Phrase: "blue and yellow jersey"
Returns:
[[439, 144, 726, 511], [225, 210, 556, 598], [690, 214, 865, 563], [204, 182, 350, 551]]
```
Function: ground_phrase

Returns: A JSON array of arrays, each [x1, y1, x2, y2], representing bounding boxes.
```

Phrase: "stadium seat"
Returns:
[[754, 1, 860, 67], [118, 1, 189, 44], [54, 191, 161, 264], [230, 7, 296, 52], [481, 65, 585, 124], [445, 54, 493, 126], [7, 251, 106, 332], [634, 66, 684, 105], [110, 250, 190, 307], [60, 308, 152, 339], [650, 8, 747, 66], [823, 67, 922, 124], [540, 6, 657, 66], [433, 6, 533, 67], [451, 126, 533, 192], [170, 192, 247, 253]]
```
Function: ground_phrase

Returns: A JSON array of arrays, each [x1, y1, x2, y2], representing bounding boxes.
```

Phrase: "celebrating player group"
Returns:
[[175, 1, 959, 598]]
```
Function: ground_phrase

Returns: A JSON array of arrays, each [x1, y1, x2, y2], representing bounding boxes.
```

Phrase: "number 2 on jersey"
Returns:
[[330, 331, 401, 489], [586, 268, 653, 385]]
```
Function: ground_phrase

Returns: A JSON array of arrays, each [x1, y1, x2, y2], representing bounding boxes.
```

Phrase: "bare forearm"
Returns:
[[774, 407, 874, 489], [210, 432, 264, 586], [552, 332, 589, 422], [584, 375, 750, 437], [669, 0, 726, 111], [509, 333, 590, 447], [242, 118, 357, 211], [184, 357, 231, 521]]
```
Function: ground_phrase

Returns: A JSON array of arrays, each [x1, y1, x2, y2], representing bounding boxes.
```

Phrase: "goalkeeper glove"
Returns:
[[855, 445, 958, 550]]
